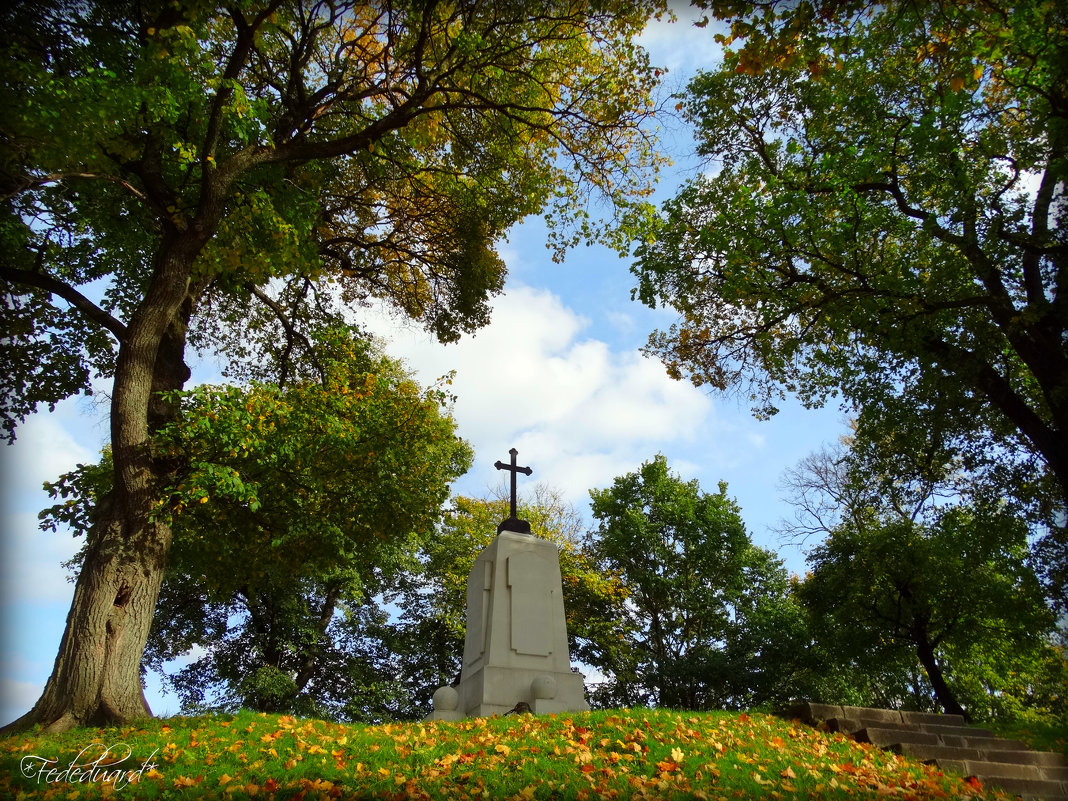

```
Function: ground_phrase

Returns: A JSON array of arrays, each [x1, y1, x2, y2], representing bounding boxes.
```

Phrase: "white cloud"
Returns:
[[1, 410, 97, 510], [1, 409, 95, 604], [0, 512, 80, 603], [361, 284, 717, 509], [639, 3, 725, 80]]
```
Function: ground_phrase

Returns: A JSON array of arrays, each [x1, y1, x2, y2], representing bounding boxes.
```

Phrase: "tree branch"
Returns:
[[244, 283, 324, 385], [1, 265, 127, 340], [924, 334, 1068, 489], [1, 171, 147, 204]]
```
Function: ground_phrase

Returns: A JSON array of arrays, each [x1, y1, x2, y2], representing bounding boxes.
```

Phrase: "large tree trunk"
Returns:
[[1, 513, 173, 732], [1, 246, 198, 735]]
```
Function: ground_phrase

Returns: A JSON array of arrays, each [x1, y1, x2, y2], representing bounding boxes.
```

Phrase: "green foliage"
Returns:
[[46, 331, 473, 721], [1, 0, 668, 438], [586, 454, 819, 710], [632, 1, 1068, 556], [788, 438, 1059, 721], [2, 0, 668, 731]]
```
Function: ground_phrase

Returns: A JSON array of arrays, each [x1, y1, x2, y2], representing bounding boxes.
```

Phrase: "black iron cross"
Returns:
[[494, 447, 532, 535]]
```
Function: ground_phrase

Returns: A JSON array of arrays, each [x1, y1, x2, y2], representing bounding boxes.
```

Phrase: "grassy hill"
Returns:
[[1, 707, 1018, 799]]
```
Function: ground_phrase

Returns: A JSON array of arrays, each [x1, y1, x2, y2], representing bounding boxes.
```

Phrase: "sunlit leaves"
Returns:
[[151, 333, 471, 588], [800, 506, 1055, 719], [1, 0, 669, 438], [133, 331, 472, 718]]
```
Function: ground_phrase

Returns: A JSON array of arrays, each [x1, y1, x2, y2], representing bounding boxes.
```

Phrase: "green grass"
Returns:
[[0, 708, 1014, 799], [983, 716, 1068, 758]]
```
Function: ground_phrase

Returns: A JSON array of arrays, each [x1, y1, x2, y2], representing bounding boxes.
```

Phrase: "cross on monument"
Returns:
[[494, 447, 533, 535]]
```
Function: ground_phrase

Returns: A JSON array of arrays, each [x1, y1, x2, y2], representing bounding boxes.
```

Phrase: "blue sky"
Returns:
[[0, 6, 851, 725]]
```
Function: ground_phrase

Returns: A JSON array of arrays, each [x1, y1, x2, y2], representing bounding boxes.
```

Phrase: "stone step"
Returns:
[[933, 759, 1068, 782], [970, 775, 1068, 801], [789, 703, 1068, 799], [829, 717, 997, 740], [939, 733, 1030, 750], [789, 702, 967, 729], [895, 742, 1068, 768], [855, 726, 940, 747]]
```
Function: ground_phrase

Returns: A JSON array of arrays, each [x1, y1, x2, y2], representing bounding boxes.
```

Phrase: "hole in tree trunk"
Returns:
[[114, 586, 131, 608]]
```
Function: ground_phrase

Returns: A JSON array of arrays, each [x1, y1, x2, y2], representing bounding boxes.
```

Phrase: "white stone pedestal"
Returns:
[[426, 531, 589, 719]]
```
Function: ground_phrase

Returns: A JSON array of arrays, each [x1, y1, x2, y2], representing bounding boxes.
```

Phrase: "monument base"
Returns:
[[456, 665, 589, 717]]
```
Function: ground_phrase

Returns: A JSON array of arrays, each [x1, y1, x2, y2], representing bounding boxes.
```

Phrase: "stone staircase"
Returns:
[[789, 703, 1068, 801]]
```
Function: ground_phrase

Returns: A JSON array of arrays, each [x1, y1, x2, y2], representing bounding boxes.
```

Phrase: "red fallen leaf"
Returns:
[[964, 776, 984, 791], [580, 764, 596, 774], [264, 778, 279, 792]]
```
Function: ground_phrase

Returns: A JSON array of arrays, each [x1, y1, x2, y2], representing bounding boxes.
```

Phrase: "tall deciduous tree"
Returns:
[[587, 454, 810, 710], [0, 0, 665, 732], [800, 511, 1053, 720], [784, 437, 1059, 720], [41, 332, 473, 722], [632, 1, 1067, 564]]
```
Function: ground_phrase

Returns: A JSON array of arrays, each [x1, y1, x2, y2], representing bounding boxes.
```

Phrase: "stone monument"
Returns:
[[426, 449, 589, 719]]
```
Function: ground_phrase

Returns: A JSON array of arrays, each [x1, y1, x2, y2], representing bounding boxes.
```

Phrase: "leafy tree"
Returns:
[[632, 1, 1068, 576], [42, 333, 472, 722], [800, 511, 1054, 721], [587, 454, 811, 710], [385, 485, 630, 717], [785, 438, 1058, 720], [0, 0, 665, 731]]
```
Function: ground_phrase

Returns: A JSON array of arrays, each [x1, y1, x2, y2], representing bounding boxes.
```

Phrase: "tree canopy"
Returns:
[[783, 436, 1060, 721], [587, 454, 815, 710], [2, 0, 667, 434], [632, 1, 1067, 546]]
